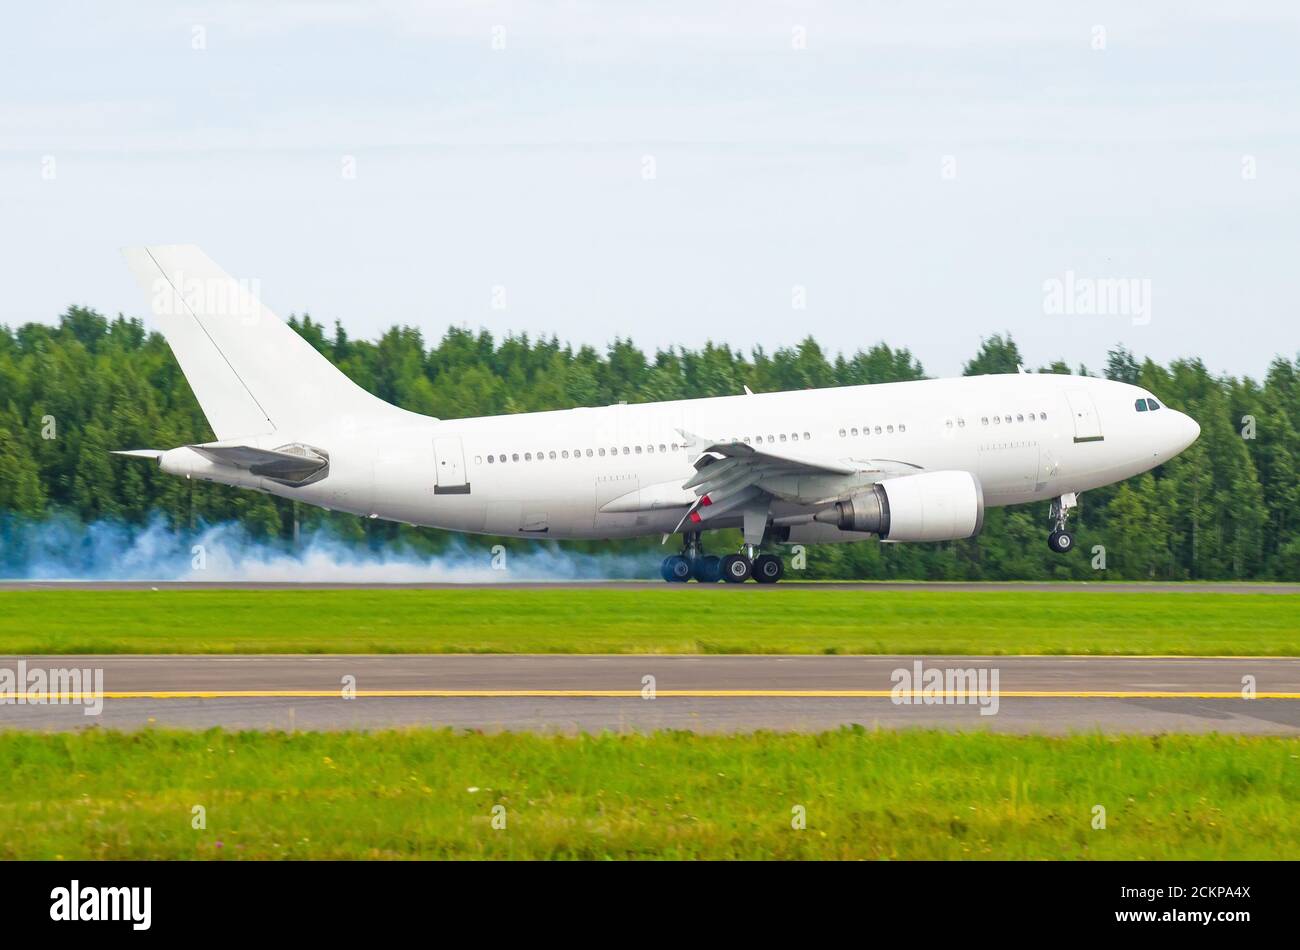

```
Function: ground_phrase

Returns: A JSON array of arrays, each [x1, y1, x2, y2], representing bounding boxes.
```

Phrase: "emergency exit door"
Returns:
[[433, 437, 470, 494]]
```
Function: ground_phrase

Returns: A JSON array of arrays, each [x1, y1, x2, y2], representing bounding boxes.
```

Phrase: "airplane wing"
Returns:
[[671, 429, 921, 533], [685, 439, 858, 476]]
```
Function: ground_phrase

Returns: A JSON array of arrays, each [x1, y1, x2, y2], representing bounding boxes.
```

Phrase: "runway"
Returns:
[[2, 655, 1297, 734], [4, 580, 1299, 593]]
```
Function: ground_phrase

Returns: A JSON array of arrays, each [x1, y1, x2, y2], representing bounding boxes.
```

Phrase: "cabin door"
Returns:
[[433, 437, 470, 494], [1065, 390, 1104, 443]]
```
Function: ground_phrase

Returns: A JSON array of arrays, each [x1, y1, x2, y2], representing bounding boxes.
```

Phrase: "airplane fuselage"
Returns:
[[180, 372, 1198, 542]]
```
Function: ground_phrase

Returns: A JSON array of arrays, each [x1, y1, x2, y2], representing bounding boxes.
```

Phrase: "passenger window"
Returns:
[[981, 417, 988, 425], [659, 444, 666, 452], [887, 425, 894, 434], [487, 455, 494, 463], [850, 427, 858, 436], [899, 424, 906, 433], [512, 453, 520, 462], [803, 432, 810, 440], [525, 452, 532, 461]]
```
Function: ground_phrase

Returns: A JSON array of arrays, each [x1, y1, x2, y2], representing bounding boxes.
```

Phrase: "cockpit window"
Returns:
[[1135, 398, 1148, 412], [1147, 398, 1160, 411]]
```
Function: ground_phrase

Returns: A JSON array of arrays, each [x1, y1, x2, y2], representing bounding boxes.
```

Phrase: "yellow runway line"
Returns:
[[23, 689, 1300, 700]]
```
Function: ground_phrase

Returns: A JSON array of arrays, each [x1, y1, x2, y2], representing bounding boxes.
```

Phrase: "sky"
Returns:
[[1, 1, 1297, 379]]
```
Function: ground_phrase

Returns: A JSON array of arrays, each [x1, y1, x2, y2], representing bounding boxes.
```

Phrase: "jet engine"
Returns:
[[813, 470, 984, 542]]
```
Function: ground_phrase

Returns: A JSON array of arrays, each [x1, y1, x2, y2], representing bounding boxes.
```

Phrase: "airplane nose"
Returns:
[[1174, 411, 1200, 451]]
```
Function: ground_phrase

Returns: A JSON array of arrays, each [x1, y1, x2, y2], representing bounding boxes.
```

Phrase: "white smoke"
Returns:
[[0, 514, 658, 582]]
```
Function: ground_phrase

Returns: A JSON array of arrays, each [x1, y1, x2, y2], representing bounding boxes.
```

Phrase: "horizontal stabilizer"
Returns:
[[111, 449, 164, 459], [188, 442, 329, 484]]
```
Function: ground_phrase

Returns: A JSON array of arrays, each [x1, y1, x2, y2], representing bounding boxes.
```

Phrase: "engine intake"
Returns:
[[813, 470, 984, 542]]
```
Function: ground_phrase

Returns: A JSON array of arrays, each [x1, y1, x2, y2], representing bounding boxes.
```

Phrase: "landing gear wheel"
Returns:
[[693, 555, 722, 583], [1047, 494, 1079, 556], [752, 554, 784, 583], [720, 553, 752, 583], [1048, 531, 1074, 555], [661, 555, 692, 582]]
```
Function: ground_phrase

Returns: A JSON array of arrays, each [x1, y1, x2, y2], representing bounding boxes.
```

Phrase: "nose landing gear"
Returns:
[[1047, 492, 1078, 555]]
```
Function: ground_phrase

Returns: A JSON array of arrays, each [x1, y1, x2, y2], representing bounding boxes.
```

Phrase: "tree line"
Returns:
[[1, 306, 1297, 580]]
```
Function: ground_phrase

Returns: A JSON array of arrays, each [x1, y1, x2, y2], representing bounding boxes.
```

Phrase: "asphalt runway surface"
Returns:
[[4, 580, 1299, 593], [2, 655, 1297, 734]]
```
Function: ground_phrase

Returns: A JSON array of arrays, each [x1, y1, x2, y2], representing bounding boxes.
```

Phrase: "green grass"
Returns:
[[0, 728, 1295, 859], [0, 588, 1296, 655]]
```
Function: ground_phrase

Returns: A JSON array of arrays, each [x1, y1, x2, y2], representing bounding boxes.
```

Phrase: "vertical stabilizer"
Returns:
[[122, 245, 403, 439]]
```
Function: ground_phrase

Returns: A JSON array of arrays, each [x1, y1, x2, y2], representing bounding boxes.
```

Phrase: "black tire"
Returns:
[[752, 554, 784, 583], [693, 555, 722, 582], [663, 555, 692, 582], [721, 553, 752, 584], [1048, 531, 1074, 554]]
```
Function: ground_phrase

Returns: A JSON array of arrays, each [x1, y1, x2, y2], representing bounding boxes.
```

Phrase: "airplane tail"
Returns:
[[122, 245, 403, 441]]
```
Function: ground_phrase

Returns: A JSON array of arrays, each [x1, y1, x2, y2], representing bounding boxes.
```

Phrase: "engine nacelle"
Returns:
[[813, 470, 984, 542]]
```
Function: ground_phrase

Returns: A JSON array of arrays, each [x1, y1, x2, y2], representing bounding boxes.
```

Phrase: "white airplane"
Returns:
[[118, 246, 1200, 583]]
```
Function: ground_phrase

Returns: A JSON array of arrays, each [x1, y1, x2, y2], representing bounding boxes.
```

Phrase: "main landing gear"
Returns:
[[660, 535, 785, 584], [1047, 492, 1078, 555], [751, 553, 785, 584]]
